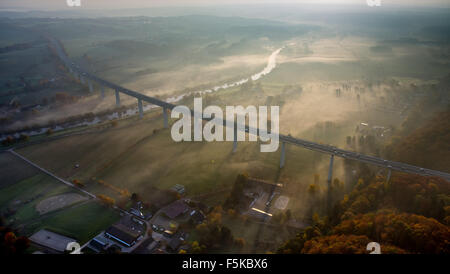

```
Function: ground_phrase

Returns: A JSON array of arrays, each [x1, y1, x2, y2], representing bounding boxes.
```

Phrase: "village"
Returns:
[[28, 176, 297, 254]]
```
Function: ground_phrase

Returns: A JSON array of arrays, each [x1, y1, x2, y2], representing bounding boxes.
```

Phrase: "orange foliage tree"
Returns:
[[333, 211, 450, 254], [97, 194, 115, 207]]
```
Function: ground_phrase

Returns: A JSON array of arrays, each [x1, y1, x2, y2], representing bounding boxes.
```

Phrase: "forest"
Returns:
[[278, 111, 450, 254]]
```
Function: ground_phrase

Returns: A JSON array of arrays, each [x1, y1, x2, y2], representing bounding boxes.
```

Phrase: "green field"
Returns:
[[0, 151, 120, 244], [0, 171, 84, 225], [0, 151, 39, 188], [22, 201, 120, 245]]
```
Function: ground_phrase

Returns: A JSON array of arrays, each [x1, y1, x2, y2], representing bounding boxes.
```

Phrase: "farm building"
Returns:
[[29, 229, 77, 253]]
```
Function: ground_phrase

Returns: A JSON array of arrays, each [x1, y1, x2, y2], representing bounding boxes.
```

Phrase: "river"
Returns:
[[2, 46, 284, 141]]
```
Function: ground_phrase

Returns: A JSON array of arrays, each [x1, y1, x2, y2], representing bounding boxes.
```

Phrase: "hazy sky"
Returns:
[[1, 0, 449, 10]]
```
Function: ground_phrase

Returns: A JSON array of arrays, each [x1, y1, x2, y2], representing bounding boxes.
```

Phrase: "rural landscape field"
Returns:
[[0, 0, 449, 257]]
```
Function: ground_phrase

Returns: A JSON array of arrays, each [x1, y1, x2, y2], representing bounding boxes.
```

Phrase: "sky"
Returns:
[[1, 0, 449, 11]]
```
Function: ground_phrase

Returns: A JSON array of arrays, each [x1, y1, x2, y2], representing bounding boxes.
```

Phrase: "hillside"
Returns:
[[278, 110, 450, 254], [278, 173, 450, 254], [386, 110, 450, 173]]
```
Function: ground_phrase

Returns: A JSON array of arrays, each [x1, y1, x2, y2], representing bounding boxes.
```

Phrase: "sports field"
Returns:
[[0, 152, 120, 244]]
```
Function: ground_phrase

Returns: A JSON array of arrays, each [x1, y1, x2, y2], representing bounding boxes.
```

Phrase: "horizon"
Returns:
[[1, 0, 449, 12]]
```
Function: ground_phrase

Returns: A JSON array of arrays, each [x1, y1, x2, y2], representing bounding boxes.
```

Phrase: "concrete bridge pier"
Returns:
[[163, 107, 168, 128], [138, 99, 144, 119], [115, 90, 121, 107], [232, 125, 238, 153], [100, 85, 105, 99], [327, 154, 335, 213], [280, 142, 286, 168], [386, 169, 392, 183], [88, 79, 93, 93]]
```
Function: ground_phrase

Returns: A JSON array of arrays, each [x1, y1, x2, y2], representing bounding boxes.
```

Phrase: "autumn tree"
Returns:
[[333, 211, 450, 254], [302, 234, 406, 254], [223, 174, 248, 210], [0, 218, 30, 254], [97, 194, 115, 207], [72, 179, 84, 188]]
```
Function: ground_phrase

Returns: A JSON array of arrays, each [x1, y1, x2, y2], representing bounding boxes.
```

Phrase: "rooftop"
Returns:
[[161, 199, 190, 219], [29, 229, 76, 253], [105, 223, 141, 247]]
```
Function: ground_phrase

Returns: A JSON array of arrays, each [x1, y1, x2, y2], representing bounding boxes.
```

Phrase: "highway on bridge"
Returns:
[[47, 36, 450, 182]]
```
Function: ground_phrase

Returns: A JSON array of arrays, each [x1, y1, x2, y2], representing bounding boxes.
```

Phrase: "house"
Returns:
[[161, 199, 190, 219], [167, 238, 182, 252], [130, 208, 144, 219], [88, 236, 108, 253], [151, 214, 179, 232], [190, 210, 206, 224], [104, 223, 141, 247], [153, 248, 168, 254], [130, 201, 152, 220], [131, 238, 157, 254]]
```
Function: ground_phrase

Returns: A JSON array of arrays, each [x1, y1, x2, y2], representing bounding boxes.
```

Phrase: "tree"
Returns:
[[0, 226, 30, 254], [277, 233, 306, 254], [302, 234, 406, 254], [178, 249, 187, 254], [223, 174, 248, 210], [72, 179, 85, 188], [308, 184, 318, 196], [285, 209, 292, 221], [227, 208, 237, 217], [97, 194, 115, 207], [219, 226, 233, 246], [13, 236, 30, 253], [105, 245, 121, 254], [333, 211, 450, 254], [19, 134, 29, 142], [131, 193, 139, 202], [234, 238, 245, 249], [2, 136, 15, 146], [120, 189, 130, 198], [191, 241, 205, 253]]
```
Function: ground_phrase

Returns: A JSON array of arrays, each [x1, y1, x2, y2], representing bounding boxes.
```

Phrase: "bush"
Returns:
[[97, 194, 115, 207], [72, 179, 85, 188]]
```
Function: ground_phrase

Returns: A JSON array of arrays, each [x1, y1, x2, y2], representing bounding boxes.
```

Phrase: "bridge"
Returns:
[[46, 36, 450, 211]]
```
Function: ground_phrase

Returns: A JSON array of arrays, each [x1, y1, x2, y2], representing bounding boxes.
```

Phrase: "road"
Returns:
[[8, 149, 96, 199]]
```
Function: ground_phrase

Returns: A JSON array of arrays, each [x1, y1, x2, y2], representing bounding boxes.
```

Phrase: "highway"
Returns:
[[47, 36, 450, 182]]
